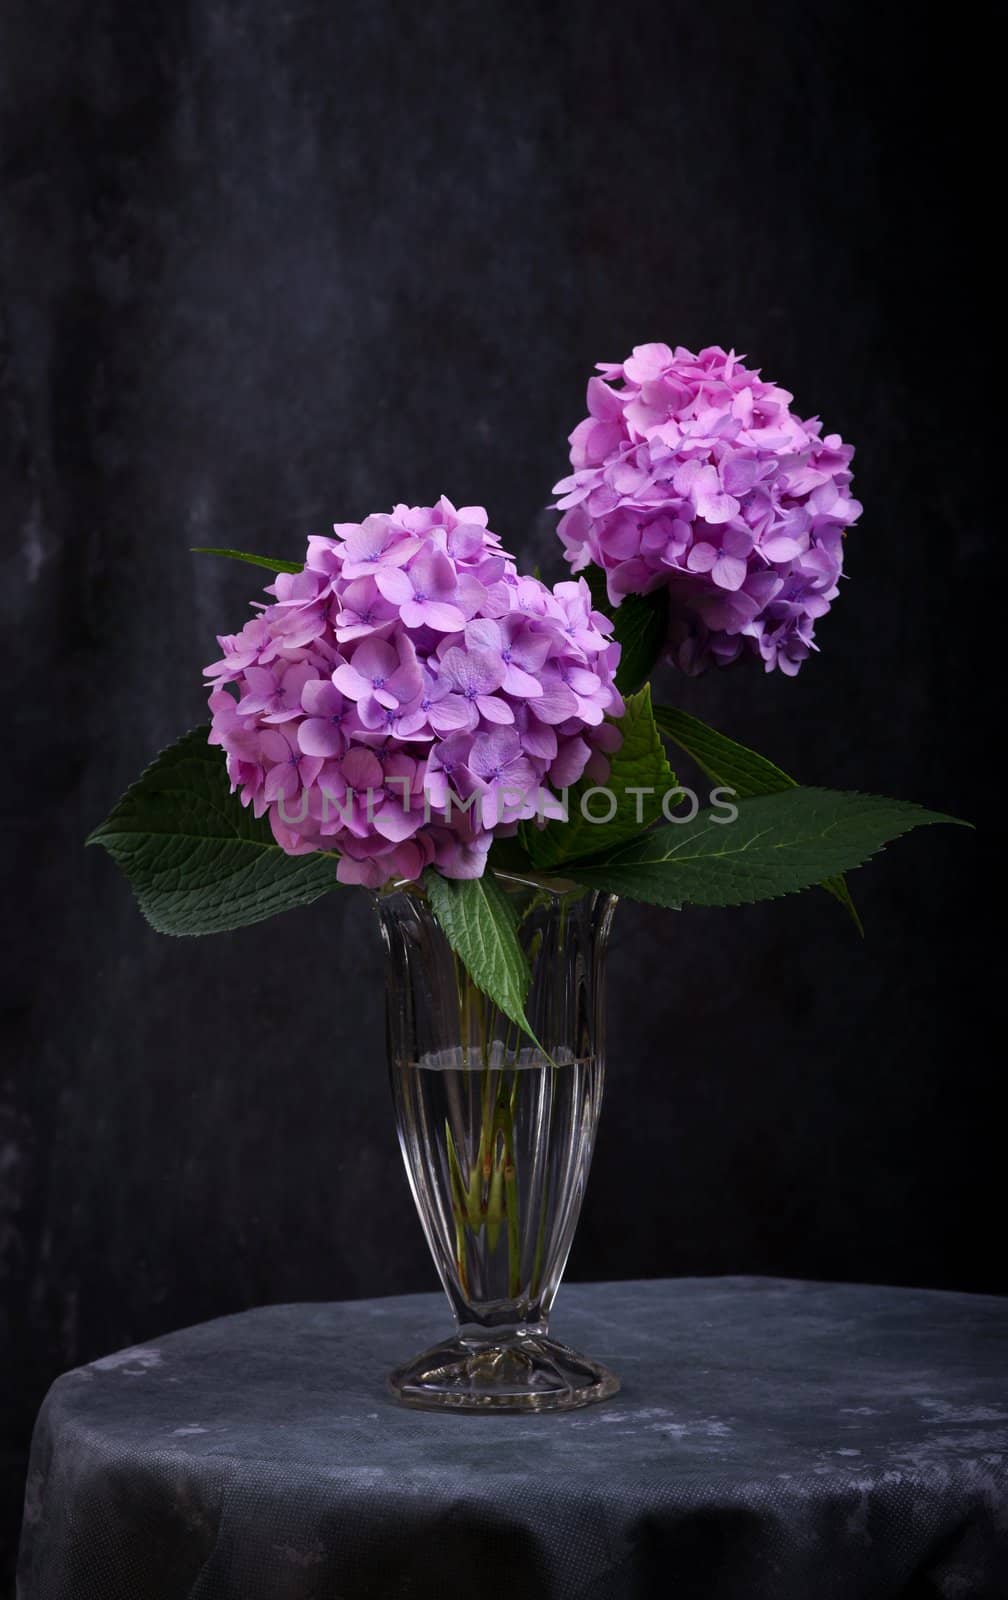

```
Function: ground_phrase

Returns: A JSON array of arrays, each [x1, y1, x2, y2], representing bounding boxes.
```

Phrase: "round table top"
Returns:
[[18, 1276, 1008, 1599]]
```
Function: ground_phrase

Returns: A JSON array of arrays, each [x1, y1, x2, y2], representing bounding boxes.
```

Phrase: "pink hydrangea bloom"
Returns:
[[205, 499, 623, 884], [553, 344, 862, 675]]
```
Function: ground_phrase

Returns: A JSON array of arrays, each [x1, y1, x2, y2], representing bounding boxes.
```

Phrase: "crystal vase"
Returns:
[[376, 875, 619, 1412]]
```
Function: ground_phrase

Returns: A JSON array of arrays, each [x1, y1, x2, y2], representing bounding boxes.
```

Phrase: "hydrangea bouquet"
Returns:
[[89, 344, 964, 1410], [91, 342, 956, 1007]]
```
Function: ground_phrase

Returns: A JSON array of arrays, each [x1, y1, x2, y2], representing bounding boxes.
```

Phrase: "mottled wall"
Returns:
[[0, 0, 988, 1582]]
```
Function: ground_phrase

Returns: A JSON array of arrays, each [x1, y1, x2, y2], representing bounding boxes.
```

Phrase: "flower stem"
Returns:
[[449, 966, 526, 1305]]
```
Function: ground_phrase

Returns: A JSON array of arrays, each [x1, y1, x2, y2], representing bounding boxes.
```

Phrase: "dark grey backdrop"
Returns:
[[0, 0, 990, 1583]]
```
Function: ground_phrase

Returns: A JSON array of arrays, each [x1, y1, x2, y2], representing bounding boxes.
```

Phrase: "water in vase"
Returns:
[[391, 1046, 603, 1332]]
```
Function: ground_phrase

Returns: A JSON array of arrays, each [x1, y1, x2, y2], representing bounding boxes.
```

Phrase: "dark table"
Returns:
[[17, 1277, 1008, 1598]]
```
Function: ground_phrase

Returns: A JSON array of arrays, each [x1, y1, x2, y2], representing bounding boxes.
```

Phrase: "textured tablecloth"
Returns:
[[17, 1277, 1008, 1599]]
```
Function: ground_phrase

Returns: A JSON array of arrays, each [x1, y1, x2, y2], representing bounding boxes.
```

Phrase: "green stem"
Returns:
[[493, 1080, 522, 1298], [485, 1150, 505, 1254], [452, 948, 528, 1303], [475, 1058, 494, 1200], [445, 1118, 471, 1297], [457, 953, 472, 1069]]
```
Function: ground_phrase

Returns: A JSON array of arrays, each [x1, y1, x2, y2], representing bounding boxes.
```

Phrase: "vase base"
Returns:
[[387, 1332, 619, 1412]]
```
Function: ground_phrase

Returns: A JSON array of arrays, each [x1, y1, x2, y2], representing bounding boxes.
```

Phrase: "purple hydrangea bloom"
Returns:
[[206, 498, 623, 885], [553, 344, 862, 675]]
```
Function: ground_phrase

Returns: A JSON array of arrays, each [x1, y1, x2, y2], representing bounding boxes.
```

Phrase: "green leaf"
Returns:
[[191, 547, 302, 574], [424, 870, 536, 1045], [568, 787, 966, 910], [526, 684, 675, 871], [584, 564, 668, 695], [87, 726, 342, 934], [654, 704, 863, 934]]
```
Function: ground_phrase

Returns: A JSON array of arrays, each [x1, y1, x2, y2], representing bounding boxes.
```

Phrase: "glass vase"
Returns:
[[376, 874, 619, 1412]]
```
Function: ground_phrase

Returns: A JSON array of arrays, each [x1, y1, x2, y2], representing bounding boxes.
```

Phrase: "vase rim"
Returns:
[[377, 870, 611, 903]]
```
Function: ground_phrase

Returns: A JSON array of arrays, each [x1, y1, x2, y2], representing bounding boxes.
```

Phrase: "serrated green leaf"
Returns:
[[654, 704, 797, 794], [191, 547, 302, 574], [584, 564, 668, 695], [424, 869, 536, 1045], [87, 726, 341, 934], [569, 787, 966, 910], [526, 685, 675, 871], [654, 703, 863, 934]]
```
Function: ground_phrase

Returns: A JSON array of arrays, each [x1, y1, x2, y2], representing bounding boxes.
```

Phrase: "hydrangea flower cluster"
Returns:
[[553, 343, 862, 675], [205, 500, 623, 885]]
